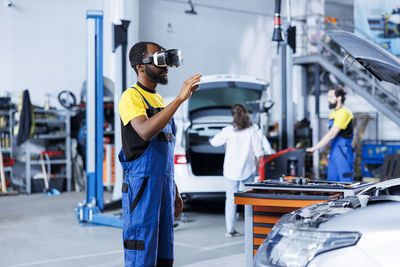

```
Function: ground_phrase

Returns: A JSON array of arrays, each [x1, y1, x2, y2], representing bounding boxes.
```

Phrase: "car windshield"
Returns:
[[189, 87, 262, 114]]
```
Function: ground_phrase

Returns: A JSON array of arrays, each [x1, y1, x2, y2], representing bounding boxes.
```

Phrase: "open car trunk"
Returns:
[[187, 147, 225, 176], [185, 79, 266, 176], [186, 120, 229, 176]]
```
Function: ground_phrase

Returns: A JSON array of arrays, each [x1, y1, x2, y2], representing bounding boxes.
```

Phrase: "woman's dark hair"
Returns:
[[128, 41, 164, 75], [231, 104, 252, 130], [330, 84, 346, 104]]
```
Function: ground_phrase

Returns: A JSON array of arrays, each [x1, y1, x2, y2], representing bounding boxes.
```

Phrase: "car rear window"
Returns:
[[189, 85, 263, 113]]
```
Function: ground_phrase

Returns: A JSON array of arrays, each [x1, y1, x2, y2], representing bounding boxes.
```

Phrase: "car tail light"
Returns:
[[174, 154, 187, 164]]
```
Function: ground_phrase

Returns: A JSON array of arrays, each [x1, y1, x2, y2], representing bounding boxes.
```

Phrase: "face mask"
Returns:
[[132, 49, 183, 68], [329, 101, 337, 109]]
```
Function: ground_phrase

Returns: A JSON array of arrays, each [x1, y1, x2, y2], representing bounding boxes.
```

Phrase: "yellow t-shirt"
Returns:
[[329, 106, 353, 129], [119, 83, 166, 126], [329, 106, 353, 139], [118, 82, 166, 161]]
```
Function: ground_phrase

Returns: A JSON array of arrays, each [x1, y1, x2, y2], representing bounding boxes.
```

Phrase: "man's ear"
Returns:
[[337, 95, 342, 104], [137, 64, 145, 73]]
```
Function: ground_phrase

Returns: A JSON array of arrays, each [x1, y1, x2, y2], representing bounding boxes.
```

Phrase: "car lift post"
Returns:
[[112, 19, 130, 201], [75, 11, 122, 228]]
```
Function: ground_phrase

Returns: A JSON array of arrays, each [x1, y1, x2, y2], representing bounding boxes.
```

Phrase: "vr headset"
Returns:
[[131, 49, 183, 68]]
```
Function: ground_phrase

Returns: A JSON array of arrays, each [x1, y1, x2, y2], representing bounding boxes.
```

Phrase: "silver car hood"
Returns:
[[328, 30, 400, 85], [318, 201, 400, 232], [279, 178, 400, 230]]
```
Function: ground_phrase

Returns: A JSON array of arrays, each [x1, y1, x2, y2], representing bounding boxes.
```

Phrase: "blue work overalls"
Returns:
[[327, 119, 354, 182], [119, 88, 176, 267]]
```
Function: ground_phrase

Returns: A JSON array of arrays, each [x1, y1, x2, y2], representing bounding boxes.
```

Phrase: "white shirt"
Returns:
[[209, 124, 268, 181]]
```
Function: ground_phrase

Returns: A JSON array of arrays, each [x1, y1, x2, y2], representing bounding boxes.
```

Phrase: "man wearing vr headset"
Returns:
[[118, 41, 201, 267]]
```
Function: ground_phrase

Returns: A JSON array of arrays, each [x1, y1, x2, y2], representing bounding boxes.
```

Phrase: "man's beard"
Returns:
[[328, 101, 337, 109], [145, 65, 168, 85]]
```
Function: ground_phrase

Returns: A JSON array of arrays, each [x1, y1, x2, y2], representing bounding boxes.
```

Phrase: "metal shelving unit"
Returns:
[[0, 109, 15, 191], [25, 109, 71, 193]]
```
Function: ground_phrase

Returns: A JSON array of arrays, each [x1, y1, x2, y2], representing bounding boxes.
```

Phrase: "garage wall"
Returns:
[[134, 0, 275, 97], [0, 0, 105, 106], [0, 0, 277, 107]]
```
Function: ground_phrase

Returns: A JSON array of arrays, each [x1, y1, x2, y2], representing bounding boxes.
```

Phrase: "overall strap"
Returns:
[[130, 85, 154, 110]]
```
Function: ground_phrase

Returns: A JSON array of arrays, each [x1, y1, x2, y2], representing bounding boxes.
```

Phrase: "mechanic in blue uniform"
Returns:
[[119, 41, 202, 266], [307, 85, 354, 182]]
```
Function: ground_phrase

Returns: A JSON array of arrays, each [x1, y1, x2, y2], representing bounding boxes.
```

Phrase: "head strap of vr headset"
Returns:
[[130, 57, 153, 67]]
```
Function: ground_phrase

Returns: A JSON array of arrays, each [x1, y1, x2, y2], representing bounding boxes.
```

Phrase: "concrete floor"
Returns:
[[0, 192, 246, 266]]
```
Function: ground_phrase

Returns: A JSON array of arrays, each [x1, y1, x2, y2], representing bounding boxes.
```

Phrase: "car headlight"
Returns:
[[254, 224, 361, 267]]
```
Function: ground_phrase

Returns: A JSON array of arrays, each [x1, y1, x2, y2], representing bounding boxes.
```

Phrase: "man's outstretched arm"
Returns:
[[306, 125, 341, 153], [130, 74, 202, 141]]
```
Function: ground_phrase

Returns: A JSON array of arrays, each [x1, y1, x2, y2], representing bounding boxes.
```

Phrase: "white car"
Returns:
[[172, 74, 269, 201], [254, 178, 400, 267]]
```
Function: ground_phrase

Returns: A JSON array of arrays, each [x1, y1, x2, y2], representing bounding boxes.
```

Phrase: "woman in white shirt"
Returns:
[[210, 104, 266, 237]]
